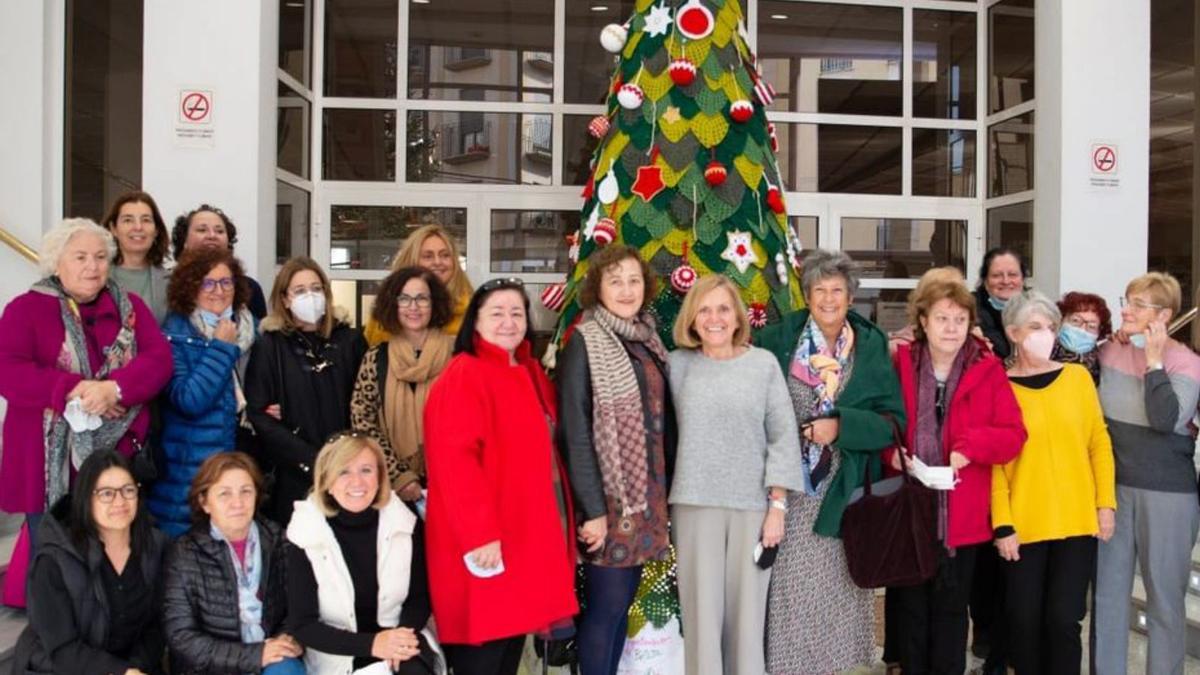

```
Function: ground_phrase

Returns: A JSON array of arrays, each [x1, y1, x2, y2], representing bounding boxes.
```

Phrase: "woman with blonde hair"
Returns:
[[364, 225, 473, 345], [668, 274, 803, 675]]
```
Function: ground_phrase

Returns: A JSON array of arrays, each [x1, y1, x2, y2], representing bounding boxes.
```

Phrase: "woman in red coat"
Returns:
[[423, 278, 578, 675], [884, 269, 1026, 675]]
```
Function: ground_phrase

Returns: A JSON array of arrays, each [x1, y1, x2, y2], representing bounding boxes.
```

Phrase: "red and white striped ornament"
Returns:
[[588, 115, 610, 139], [730, 99, 754, 123], [593, 217, 617, 245], [671, 242, 699, 294], [540, 282, 567, 312], [704, 160, 727, 186], [617, 83, 644, 110], [668, 57, 697, 87], [767, 122, 780, 153], [748, 302, 768, 328], [753, 77, 776, 106]]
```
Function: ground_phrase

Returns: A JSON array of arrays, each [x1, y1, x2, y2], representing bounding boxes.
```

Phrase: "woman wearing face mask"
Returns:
[[973, 247, 1028, 361], [102, 191, 173, 324], [150, 249, 258, 537], [992, 291, 1114, 675], [245, 257, 367, 524], [1051, 292, 1112, 385], [1091, 273, 1200, 675], [172, 205, 269, 320]]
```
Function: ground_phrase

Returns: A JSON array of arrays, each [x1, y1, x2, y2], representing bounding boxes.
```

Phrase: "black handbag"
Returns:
[[840, 416, 938, 589]]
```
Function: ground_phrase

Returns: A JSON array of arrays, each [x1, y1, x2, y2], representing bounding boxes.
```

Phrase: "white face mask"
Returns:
[[1022, 328, 1057, 362], [290, 292, 326, 325]]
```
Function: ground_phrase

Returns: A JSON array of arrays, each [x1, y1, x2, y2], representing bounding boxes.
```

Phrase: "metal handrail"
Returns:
[[0, 225, 37, 264], [1169, 306, 1197, 336]]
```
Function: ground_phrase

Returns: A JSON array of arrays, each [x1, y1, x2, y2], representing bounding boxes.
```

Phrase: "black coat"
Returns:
[[244, 320, 366, 523], [13, 498, 168, 675], [974, 287, 1013, 359], [162, 518, 290, 674]]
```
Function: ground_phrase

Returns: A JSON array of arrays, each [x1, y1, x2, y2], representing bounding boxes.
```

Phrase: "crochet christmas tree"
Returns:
[[544, 0, 805, 348]]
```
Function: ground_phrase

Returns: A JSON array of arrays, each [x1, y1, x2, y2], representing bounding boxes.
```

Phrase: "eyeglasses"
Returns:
[[1066, 315, 1101, 333], [1119, 297, 1164, 311], [201, 277, 235, 293], [94, 484, 139, 504], [398, 294, 432, 308], [479, 277, 525, 293]]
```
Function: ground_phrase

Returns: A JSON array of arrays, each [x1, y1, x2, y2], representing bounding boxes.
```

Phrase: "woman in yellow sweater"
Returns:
[[364, 224, 473, 346], [992, 290, 1115, 675]]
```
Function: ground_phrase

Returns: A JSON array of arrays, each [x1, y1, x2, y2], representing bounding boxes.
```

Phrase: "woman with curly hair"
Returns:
[[172, 205, 268, 320], [149, 248, 257, 537], [1051, 291, 1112, 385]]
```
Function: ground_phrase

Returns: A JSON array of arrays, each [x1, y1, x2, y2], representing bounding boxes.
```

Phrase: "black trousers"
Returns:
[[890, 544, 980, 675], [444, 635, 526, 675], [1004, 536, 1096, 675], [971, 543, 1007, 664]]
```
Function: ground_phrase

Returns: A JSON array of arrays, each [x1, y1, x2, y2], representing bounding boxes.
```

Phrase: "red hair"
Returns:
[[1057, 291, 1112, 339]]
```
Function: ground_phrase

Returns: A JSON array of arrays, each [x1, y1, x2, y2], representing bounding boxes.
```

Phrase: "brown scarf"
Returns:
[[381, 332, 453, 486]]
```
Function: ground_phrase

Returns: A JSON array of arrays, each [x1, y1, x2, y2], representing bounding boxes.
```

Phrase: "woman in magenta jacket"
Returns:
[[884, 269, 1026, 675]]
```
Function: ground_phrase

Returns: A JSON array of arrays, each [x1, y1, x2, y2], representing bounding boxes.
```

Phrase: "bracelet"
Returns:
[[769, 497, 788, 512], [111, 381, 123, 404]]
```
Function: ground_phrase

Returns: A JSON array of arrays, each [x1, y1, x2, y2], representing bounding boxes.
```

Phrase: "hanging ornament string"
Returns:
[[648, 98, 659, 156]]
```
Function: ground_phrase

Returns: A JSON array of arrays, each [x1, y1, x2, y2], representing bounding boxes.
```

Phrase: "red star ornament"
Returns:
[[632, 148, 667, 202]]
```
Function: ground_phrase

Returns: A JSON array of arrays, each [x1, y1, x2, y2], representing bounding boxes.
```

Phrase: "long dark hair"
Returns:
[[453, 278, 531, 356], [976, 246, 1029, 291], [69, 450, 153, 555]]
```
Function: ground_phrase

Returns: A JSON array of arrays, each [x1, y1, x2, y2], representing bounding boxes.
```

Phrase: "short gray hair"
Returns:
[[38, 218, 116, 277], [801, 248, 860, 297], [1002, 290, 1062, 330]]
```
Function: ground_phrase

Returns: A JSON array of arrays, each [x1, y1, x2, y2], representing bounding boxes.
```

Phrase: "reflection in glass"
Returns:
[[330, 279, 382, 328], [324, 0, 397, 98], [276, 181, 311, 263], [491, 211, 577, 273], [407, 111, 552, 185], [913, 128, 976, 197], [564, 114, 602, 185], [279, 0, 310, 86], [323, 109, 396, 181], [989, 0, 1034, 113], [278, 82, 309, 179], [986, 201, 1033, 276], [841, 218, 968, 280], [914, 10, 976, 120], [408, 0, 554, 102], [989, 112, 1033, 197], [774, 124, 902, 194], [758, 3, 903, 116], [791, 216, 819, 251], [564, 1, 637, 104], [330, 205, 467, 271]]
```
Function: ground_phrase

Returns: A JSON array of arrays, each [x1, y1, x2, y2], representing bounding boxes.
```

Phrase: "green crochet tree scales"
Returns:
[[550, 0, 805, 350]]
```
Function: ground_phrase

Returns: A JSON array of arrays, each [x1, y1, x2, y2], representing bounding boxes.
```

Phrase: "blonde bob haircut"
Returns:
[[391, 224, 473, 302], [267, 256, 337, 338], [907, 267, 975, 342], [673, 274, 752, 349], [311, 433, 390, 516], [1126, 272, 1182, 318]]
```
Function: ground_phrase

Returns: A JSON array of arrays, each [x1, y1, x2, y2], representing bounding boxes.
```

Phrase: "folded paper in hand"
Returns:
[[909, 456, 957, 490]]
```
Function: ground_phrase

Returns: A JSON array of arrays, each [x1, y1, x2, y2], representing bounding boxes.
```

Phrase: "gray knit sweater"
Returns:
[[667, 346, 804, 511]]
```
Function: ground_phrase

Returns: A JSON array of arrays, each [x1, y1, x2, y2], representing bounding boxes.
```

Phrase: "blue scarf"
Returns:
[[211, 521, 264, 643]]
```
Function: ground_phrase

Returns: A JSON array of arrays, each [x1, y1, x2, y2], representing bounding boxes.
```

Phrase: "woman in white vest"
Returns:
[[286, 433, 442, 674]]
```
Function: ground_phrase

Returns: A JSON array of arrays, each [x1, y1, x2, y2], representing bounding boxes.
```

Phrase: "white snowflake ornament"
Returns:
[[720, 230, 760, 274], [644, 3, 673, 38]]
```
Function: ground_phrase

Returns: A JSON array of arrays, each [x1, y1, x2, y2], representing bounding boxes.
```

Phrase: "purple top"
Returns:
[[0, 288, 172, 513]]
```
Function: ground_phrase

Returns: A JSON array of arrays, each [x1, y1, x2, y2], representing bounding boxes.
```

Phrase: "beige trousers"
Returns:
[[672, 504, 772, 675]]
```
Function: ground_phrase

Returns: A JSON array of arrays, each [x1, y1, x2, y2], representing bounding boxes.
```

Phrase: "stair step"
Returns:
[[1131, 575, 1200, 659]]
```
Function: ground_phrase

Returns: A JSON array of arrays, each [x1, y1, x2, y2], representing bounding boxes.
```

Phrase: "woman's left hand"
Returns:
[[78, 380, 119, 415], [1097, 508, 1116, 542], [761, 508, 785, 548], [804, 418, 840, 446], [948, 451, 971, 471]]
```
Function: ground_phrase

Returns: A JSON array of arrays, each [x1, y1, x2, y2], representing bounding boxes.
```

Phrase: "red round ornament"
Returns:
[[704, 160, 727, 186], [730, 99, 754, 123], [766, 186, 785, 214], [668, 58, 697, 87], [676, 0, 715, 40], [671, 242, 699, 294], [593, 217, 617, 245], [540, 282, 567, 312], [588, 115, 610, 139]]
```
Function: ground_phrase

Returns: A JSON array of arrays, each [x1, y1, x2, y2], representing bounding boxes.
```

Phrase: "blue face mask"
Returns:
[[988, 295, 1009, 312], [1130, 333, 1147, 349], [198, 307, 233, 327], [1058, 324, 1098, 355]]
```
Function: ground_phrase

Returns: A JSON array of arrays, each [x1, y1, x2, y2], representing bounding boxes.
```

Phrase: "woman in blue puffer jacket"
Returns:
[[149, 248, 257, 536]]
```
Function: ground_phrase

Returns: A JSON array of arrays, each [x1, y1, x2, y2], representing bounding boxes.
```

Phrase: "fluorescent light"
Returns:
[[413, 0, 430, 4], [771, 14, 789, 20], [591, 5, 609, 10]]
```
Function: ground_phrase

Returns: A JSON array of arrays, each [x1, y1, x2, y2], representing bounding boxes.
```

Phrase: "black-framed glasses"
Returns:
[[479, 277, 525, 293], [94, 484, 139, 504], [398, 294, 432, 308]]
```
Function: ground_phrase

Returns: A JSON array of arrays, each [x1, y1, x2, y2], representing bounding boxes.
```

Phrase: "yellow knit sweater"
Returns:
[[992, 364, 1116, 543]]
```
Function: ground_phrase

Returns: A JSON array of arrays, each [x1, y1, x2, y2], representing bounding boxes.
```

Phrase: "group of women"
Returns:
[[0, 187, 1197, 675]]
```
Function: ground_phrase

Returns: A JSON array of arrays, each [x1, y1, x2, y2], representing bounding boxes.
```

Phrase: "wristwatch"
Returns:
[[769, 497, 788, 512], [1147, 362, 1164, 373]]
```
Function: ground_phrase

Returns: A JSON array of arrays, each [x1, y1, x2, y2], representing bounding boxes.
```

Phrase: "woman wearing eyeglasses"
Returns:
[[423, 278, 578, 675], [14, 450, 169, 675], [1051, 292, 1113, 385], [1092, 273, 1200, 675], [350, 267, 455, 505], [150, 248, 258, 537], [245, 257, 367, 525]]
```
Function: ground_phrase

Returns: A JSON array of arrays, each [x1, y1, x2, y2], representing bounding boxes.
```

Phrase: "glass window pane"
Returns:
[[913, 128, 976, 197], [407, 111, 552, 185], [563, 114, 601, 185], [851, 287, 916, 333], [775, 124, 902, 194], [276, 181, 311, 264], [989, 0, 1034, 114], [759, 3, 903, 116], [841, 218, 968, 279], [331, 279, 382, 328], [491, 210, 577, 273], [408, 0, 554, 102], [791, 216, 819, 251], [280, 0, 311, 87], [564, 1, 636, 104], [914, 10, 976, 120], [989, 112, 1034, 197], [323, 109, 396, 181], [330, 205, 467, 271], [278, 82, 310, 179], [324, 0, 397, 98], [987, 201, 1034, 276]]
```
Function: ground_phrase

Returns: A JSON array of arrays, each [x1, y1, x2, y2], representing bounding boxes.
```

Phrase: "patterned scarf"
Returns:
[[34, 277, 141, 508], [188, 307, 257, 418], [913, 340, 975, 546], [211, 521, 264, 643], [789, 318, 854, 492], [576, 307, 670, 517]]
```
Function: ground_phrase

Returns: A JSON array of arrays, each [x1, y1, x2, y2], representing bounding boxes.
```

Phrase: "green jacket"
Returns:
[[754, 309, 906, 538]]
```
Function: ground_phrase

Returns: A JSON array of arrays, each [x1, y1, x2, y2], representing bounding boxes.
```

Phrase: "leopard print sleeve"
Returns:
[[350, 346, 402, 483]]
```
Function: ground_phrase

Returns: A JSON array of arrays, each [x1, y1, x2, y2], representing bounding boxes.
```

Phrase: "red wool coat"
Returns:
[[888, 340, 1027, 548], [423, 337, 578, 645]]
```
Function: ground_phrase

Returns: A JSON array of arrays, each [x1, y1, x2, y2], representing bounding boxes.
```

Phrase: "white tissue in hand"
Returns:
[[64, 398, 102, 432], [463, 552, 505, 578]]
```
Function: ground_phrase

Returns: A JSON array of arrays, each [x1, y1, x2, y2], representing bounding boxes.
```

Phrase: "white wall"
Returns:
[[1035, 0, 1150, 311], [142, 0, 278, 281]]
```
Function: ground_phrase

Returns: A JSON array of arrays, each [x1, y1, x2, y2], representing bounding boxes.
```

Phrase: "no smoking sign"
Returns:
[[179, 90, 213, 125], [1091, 143, 1117, 175]]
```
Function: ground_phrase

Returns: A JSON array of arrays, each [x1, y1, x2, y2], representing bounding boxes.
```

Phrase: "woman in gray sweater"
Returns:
[[667, 274, 803, 675]]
